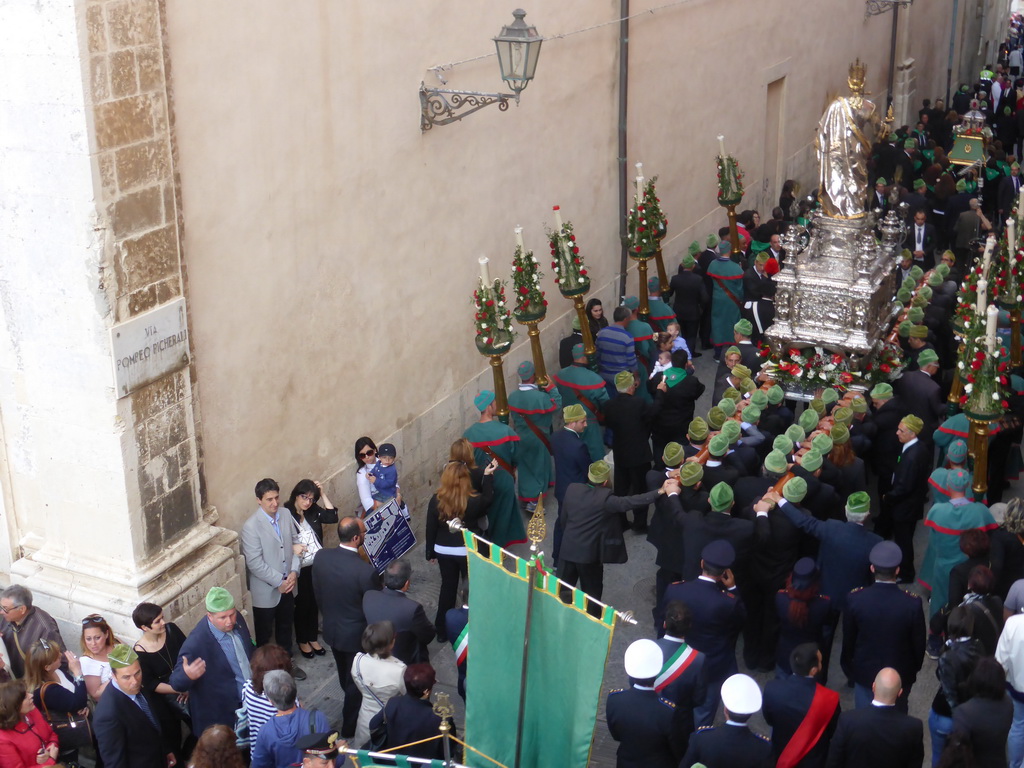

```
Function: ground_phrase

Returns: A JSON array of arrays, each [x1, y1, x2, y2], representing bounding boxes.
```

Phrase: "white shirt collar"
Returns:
[[902, 437, 918, 452], [340, 544, 360, 552]]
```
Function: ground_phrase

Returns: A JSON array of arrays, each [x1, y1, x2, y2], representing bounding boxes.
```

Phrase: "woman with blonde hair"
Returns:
[[24, 639, 88, 766], [79, 614, 121, 701], [425, 457, 495, 641]]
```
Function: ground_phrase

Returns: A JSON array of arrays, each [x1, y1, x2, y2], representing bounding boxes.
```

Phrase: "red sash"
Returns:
[[576, 392, 606, 425], [479, 446, 515, 477], [776, 685, 839, 768]]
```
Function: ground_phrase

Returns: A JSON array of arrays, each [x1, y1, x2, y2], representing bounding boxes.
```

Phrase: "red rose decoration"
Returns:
[[760, 348, 770, 357], [972, 360, 983, 371], [580, 269, 588, 276], [880, 364, 891, 373], [840, 372, 854, 383]]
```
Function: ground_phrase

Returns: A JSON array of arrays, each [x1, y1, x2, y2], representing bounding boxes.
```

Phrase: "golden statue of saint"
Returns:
[[816, 60, 892, 218]]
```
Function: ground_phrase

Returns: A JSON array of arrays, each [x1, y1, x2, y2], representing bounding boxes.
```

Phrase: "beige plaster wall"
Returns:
[[163, 0, 965, 532]]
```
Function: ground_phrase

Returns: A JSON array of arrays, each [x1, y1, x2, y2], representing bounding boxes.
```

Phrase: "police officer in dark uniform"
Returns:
[[292, 730, 341, 767], [661, 539, 747, 727], [841, 541, 926, 712], [606, 639, 679, 768], [655, 600, 707, 757], [681, 673, 773, 768]]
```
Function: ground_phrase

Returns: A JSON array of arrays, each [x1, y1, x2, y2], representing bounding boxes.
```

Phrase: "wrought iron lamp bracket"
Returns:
[[420, 84, 516, 131], [865, 0, 913, 18]]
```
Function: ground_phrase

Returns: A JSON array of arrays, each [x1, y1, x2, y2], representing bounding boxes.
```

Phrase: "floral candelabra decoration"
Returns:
[[997, 211, 1023, 367], [625, 162, 656, 319], [641, 174, 670, 292], [715, 135, 745, 257], [548, 205, 596, 360], [473, 256, 515, 423], [511, 226, 551, 388]]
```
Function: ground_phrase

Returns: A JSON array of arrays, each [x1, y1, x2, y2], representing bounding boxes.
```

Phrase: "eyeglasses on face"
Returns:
[[299, 493, 315, 501], [0, 603, 21, 614], [81, 615, 105, 626], [359, 449, 376, 458]]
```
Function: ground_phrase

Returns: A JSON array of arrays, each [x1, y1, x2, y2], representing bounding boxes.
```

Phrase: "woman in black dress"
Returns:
[[131, 602, 189, 760], [285, 479, 338, 658]]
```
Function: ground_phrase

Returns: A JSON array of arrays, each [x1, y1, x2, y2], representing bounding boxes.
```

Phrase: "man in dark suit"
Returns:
[[825, 667, 924, 768], [95, 644, 174, 768], [655, 600, 707, 758], [697, 235, 721, 350], [867, 178, 889, 213], [880, 415, 931, 581], [312, 517, 382, 738], [370, 664, 452, 761], [700, 434, 741, 493], [733, 322, 763, 374], [603, 370, 663, 531], [842, 542, 926, 711], [606, 639, 680, 768], [661, 540, 747, 727], [362, 559, 434, 665], [558, 460, 676, 602], [551, 404, 592, 562], [763, 644, 840, 768], [998, 161, 1022, 221], [868, 384, 908, 510], [666, 251, 709, 357], [903, 209, 937, 269], [675, 479, 768, 582], [895, 352, 944, 439], [169, 587, 253, 739], [682, 673, 773, 768], [741, 257, 773, 343]]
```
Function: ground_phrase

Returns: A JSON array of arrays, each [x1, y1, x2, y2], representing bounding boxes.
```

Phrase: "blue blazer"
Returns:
[[169, 614, 253, 737]]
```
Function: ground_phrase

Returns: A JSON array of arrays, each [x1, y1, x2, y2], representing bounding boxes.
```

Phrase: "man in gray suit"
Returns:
[[241, 477, 305, 679]]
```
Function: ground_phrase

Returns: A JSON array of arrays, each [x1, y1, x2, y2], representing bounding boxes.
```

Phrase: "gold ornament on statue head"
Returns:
[[847, 59, 867, 95]]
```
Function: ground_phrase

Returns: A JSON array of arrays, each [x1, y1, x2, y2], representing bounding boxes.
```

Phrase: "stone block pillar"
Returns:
[[0, 0, 246, 640]]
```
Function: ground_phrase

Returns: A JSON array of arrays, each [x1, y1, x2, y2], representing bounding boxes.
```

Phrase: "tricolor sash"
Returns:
[[776, 684, 840, 768], [653, 642, 698, 692], [454, 625, 469, 667]]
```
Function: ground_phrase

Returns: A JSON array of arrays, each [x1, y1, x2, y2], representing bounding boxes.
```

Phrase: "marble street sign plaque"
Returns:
[[110, 298, 189, 398]]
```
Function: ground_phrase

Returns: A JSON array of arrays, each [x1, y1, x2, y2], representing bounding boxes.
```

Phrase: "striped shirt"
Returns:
[[595, 325, 636, 378]]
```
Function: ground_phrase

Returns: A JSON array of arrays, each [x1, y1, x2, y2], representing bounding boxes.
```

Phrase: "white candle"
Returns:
[[553, 205, 564, 233], [717, 135, 726, 157], [515, 226, 524, 252], [635, 163, 644, 203], [982, 236, 995, 276], [1018, 186, 1024, 215], [987, 304, 999, 354], [978, 278, 988, 315], [478, 256, 490, 286], [1009, 218, 1017, 251]]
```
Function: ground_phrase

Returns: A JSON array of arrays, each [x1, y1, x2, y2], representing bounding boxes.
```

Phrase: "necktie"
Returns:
[[135, 693, 159, 730], [917, 226, 923, 249], [229, 631, 252, 679]]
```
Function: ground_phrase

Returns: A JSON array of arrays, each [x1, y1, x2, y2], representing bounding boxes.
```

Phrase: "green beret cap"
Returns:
[[108, 644, 140, 670], [725, 345, 741, 357], [708, 434, 730, 457], [799, 450, 823, 472], [721, 419, 742, 442], [947, 438, 968, 463], [901, 414, 924, 434], [563, 404, 586, 423], [812, 433, 834, 454], [799, 409, 820, 432], [911, 293, 929, 308], [206, 586, 236, 613], [718, 398, 737, 417], [739, 379, 757, 394], [750, 390, 768, 408], [783, 476, 809, 503], [948, 468, 970, 491], [897, 320, 913, 338], [833, 406, 853, 425], [764, 450, 789, 474], [913, 178, 926, 189], [648, 276, 661, 293], [742, 405, 761, 423], [754, 252, 770, 264], [615, 370, 635, 392], [707, 234, 720, 248], [896, 288, 913, 304], [572, 343, 585, 359], [901, 275, 916, 291], [917, 348, 939, 366], [909, 265, 924, 279], [663, 441, 685, 468], [518, 360, 535, 379], [719, 241, 733, 254], [767, 385, 784, 405], [850, 394, 868, 413], [588, 460, 611, 484], [623, 296, 640, 310], [722, 387, 742, 403], [956, 179, 967, 192], [876, 177, 888, 186], [707, 407, 726, 430], [688, 240, 701, 256], [871, 383, 894, 399], [785, 424, 806, 443], [927, 272, 943, 287], [846, 491, 871, 516], [709, 481, 734, 511], [904, 138, 916, 149], [918, 285, 933, 300], [900, 248, 913, 261], [731, 364, 752, 381], [734, 319, 753, 336], [809, 398, 825, 416], [688, 417, 709, 442], [907, 307, 925, 323], [830, 423, 850, 444], [936, 263, 951, 278], [909, 324, 929, 339], [1014, 162, 1022, 170], [821, 388, 839, 405], [773, 434, 794, 454], [679, 462, 704, 486], [474, 390, 496, 412], [681, 253, 696, 269]]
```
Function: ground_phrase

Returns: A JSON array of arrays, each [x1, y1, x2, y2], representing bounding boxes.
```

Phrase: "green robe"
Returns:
[[707, 257, 744, 347], [627, 318, 657, 403], [920, 498, 996, 615], [464, 419, 526, 547], [646, 297, 676, 332], [507, 384, 561, 502], [553, 364, 610, 461]]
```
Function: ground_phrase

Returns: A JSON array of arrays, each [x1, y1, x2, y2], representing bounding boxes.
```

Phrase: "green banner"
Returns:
[[463, 533, 615, 768]]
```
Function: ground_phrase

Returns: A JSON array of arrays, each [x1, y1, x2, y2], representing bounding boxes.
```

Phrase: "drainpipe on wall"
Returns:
[[617, 0, 630, 302], [947, 0, 959, 103]]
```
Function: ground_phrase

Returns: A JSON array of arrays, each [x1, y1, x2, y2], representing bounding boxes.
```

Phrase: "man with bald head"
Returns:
[[313, 516, 381, 738], [826, 668, 923, 768]]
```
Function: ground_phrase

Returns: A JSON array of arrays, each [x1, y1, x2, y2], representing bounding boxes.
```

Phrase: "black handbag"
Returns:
[[38, 683, 93, 751]]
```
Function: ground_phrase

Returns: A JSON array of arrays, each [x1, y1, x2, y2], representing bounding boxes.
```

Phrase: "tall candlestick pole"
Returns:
[[987, 304, 999, 354], [717, 134, 726, 157], [978, 278, 988, 315], [635, 162, 644, 203], [982, 236, 995, 277], [1009, 218, 1017, 252], [1018, 186, 1024, 217], [478, 256, 491, 286], [515, 226, 525, 252]]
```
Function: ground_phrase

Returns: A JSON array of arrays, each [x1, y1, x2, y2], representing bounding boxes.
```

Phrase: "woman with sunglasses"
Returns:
[[354, 437, 380, 516], [0, 679, 60, 767], [24, 639, 87, 766], [284, 479, 338, 658], [79, 615, 121, 702]]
